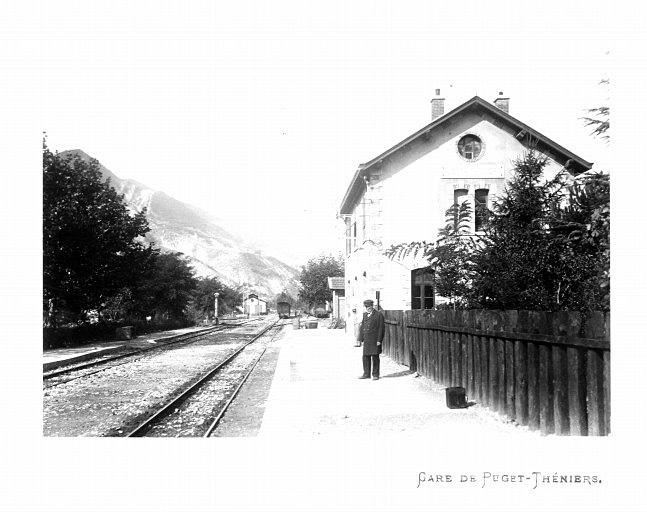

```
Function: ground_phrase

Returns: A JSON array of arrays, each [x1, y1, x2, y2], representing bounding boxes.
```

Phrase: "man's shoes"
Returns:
[[358, 375, 370, 379], [372, 376, 379, 380]]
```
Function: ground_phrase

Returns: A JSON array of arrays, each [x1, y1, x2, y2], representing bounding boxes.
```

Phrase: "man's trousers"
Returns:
[[362, 354, 380, 378]]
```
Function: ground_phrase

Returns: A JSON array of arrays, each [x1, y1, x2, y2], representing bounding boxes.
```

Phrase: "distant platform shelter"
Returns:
[[327, 276, 345, 320]]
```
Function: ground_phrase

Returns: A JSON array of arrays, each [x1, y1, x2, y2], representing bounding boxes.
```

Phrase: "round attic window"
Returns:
[[457, 134, 483, 161]]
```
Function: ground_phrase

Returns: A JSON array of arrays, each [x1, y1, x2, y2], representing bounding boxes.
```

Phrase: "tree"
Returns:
[[469, 150, 609, 311], [468, 151, 570, 309], [189, 277, 241, 321], [581, 78, 610, 144], [43, 138, 155, 326], [547, 171, 610, 310], [298, 254, 344, 310], [385, 201, 478, 308], [130, 252, 199, 321], [384, 150, 609, 312]]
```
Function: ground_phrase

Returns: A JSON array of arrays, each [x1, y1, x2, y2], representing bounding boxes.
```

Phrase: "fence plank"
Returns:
[[452, 334, 460, 386], [423, 326, 429, 377], [481, 334, 490, 405], [445, 330, 452, 385], [527, 342, 540, 431], [539, 342, 555, 434], [552, 344, 570, 435], [586, 349, 605, 436], [465, 336, 477, 399], [416, 322, 422, 375], [505, 339, 515, 419], [404, 311, 411, 369], [497, 338, 506, 415], [473, 335, 482, 402], [466, 333, 473, 395], [504, 311, 518, 421], [488, 337, 498, 410], [449, 332, 455, 386], [437, 317, 444, 381], [515, 340, 529, 426], [567, 346, 587, 435], [603, 350, 610, 435], [439, 329, 446, 384]]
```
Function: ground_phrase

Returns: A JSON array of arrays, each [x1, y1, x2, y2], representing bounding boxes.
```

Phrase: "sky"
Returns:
[[24, 0, 616, 265]]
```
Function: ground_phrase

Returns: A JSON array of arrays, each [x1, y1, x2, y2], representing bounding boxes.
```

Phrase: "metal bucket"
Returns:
[[445, 387, 468, 409]]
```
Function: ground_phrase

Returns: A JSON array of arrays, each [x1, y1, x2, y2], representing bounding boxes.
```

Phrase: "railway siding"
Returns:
[[42, 319, 276, 437]]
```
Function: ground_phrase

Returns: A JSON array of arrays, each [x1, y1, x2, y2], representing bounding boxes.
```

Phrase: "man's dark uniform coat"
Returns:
[[358, 309, 385, 355]]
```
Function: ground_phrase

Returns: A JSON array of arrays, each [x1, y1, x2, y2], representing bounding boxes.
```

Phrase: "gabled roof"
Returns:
[[339, 95, 593, 215]]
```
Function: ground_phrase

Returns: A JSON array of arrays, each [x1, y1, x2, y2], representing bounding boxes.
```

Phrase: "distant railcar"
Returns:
[[276, 301, 291, 319]]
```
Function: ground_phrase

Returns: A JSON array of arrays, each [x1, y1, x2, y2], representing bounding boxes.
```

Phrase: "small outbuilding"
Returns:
[[327, 276, 346, 320], [243, 293, 267, 316]]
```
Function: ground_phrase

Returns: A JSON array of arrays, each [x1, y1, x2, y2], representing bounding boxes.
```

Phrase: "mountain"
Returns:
[[59, 150, 301, 301]]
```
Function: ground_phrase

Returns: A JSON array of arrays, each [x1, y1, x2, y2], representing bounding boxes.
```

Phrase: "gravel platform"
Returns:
[[257, 324, 540, 438]]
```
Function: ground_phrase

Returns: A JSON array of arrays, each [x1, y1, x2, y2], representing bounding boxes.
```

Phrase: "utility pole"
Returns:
[[214, 292, 219, 325]]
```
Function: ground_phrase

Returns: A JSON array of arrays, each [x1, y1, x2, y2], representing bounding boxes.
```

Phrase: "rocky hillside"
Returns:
[[59, 150, 301, 300]]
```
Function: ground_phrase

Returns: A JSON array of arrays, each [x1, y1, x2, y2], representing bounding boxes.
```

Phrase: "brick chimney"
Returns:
[[494, 92, 509, 113], [431, 89, 445, 120]]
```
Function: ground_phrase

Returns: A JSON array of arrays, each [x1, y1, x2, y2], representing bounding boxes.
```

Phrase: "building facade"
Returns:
[[243, 293, 267, 316], [327, 276, 346, 321], [338, 93, 592, 332]]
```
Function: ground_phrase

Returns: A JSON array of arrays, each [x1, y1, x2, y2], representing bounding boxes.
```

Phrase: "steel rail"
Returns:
[[43, 326, 224, 380], [202, 321, 285, 437], [125, 319, 280, 437], [42, 326, 228, 389], [43, 320, 261, 388]]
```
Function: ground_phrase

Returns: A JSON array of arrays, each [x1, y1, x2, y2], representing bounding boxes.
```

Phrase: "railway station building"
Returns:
[[243, 293, 267, 316], [337, 92, 592, 333]]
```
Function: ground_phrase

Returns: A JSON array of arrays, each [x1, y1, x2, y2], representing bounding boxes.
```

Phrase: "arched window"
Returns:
[[411, 268, 434, 309], [453, 188, 468, 230], [475, 189, 489, 231], [454, 188, 468, 204]]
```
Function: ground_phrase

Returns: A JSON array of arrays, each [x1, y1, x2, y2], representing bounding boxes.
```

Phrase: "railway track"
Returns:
[[43, 316, 285, 437], [42, 319, 259, 389], [125, 319, 286, 437]]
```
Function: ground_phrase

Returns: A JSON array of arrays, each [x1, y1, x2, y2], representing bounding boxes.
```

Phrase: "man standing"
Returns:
[[357, 299, 385, 380]]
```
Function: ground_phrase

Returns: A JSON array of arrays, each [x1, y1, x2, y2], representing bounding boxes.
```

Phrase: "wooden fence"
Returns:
[[382, 309, 610, 436]]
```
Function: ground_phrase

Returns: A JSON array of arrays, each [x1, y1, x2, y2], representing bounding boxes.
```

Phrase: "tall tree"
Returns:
[[298, 254, 344, 309], [386, 151, 609, 312], [547, 171, 610, 310], [190, 277, 241, 320], [43, 139, 154, 325], [469, 150, 610, 311], [130, 252, 199, 321], [469, 151, 568, 309], [385, 201, 478, 309], [581, 78, 610, 144]]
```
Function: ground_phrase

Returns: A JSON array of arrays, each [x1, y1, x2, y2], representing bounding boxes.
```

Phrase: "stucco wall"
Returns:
[[343, 111, 571, 312]]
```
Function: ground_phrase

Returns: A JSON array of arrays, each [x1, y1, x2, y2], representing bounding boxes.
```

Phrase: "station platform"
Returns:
[[258, 325, 539, 438]]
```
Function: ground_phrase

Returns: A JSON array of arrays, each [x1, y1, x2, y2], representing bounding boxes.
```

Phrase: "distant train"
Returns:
[[276, 301, 291, 319]]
